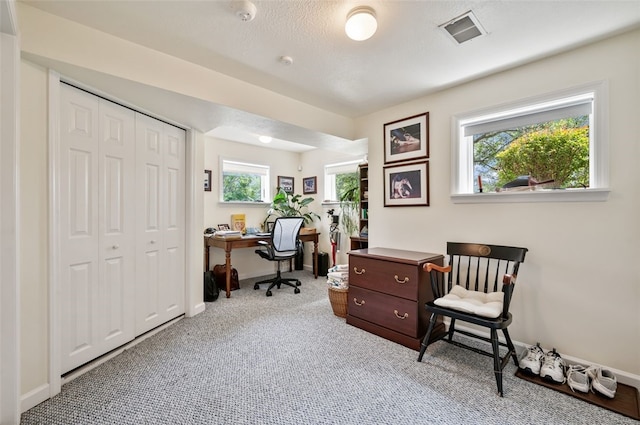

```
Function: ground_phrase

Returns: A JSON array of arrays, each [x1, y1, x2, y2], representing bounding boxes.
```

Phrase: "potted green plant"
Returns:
[[263, 188, 321, 228]]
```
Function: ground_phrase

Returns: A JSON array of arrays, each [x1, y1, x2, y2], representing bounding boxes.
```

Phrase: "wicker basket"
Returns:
[[328, 287, 348, 318]]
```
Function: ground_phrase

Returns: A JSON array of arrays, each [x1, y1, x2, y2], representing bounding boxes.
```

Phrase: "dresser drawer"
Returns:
[[349, 256, 420, 299], [348, 286, 419, 338]]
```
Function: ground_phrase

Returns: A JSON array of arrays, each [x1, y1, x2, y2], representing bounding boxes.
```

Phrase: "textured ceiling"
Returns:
[[19, 0, 640, 151]]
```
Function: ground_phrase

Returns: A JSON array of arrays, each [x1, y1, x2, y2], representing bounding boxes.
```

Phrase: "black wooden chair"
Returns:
[[417, 242, 528, 396], [254, 217, 304, 296]]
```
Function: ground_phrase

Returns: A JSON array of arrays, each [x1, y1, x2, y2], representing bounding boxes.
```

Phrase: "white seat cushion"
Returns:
[[433, 285, 504, 318]]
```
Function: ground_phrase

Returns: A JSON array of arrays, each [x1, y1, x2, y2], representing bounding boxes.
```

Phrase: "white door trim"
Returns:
[[0, 0, 21, 420], [48, 70, 62, 398], [185, 129, 205, 317]]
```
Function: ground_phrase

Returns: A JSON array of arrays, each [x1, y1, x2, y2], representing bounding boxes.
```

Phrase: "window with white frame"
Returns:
[[324, 160, 360, 202], [220, 159, 270, 203], [452, 82, 608, 202]]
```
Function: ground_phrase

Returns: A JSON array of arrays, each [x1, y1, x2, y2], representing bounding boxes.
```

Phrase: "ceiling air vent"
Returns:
[[440, 10, 486, 44]]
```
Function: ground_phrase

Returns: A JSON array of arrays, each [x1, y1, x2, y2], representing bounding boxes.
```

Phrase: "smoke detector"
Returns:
[[231, 0, 257, 22], [279, 56, 293, 66]]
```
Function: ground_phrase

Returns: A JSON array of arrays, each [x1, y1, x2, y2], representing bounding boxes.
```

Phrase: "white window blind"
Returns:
[[223, 160, 269, 175], [325, 161, 359, 175], [463, 95, 593, 136]]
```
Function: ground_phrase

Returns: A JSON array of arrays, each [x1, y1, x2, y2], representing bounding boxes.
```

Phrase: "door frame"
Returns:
[[47, 73, 202, 400], [0, 1, 21, 422]]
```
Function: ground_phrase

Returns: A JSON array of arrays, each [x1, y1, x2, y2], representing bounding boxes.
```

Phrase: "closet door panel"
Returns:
[[97, 100, 136, 352], [60, 85, 101, 373], [135, 115, 185, 335], [135, 114, 166, 335], [162, 125, 185, 317]]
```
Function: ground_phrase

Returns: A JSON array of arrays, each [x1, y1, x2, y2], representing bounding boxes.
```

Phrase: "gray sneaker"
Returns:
[[566, 364, 589, 393], [540, 348, 565, 384], [587, 366, 617, 398]]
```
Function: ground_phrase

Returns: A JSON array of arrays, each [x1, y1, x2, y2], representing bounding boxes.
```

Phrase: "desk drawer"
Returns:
[[348, 286, 419, 338], [349, 256, 419, 299]]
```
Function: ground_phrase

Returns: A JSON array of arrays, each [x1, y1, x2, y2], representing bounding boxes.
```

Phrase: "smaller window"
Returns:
[[220, 159, 270, 203], [324, 160, 360, 202]]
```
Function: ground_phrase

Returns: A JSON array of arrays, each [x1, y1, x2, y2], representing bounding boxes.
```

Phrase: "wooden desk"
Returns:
[[204, 232, 320, 298]]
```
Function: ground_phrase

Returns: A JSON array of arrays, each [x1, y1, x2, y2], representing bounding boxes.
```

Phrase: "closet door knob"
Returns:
[[150, 240, 156, 244], [112, 245, 119, 249]]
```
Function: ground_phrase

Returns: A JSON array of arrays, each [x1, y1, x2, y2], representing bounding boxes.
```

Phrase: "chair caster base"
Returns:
[[254, 284, 260, 290], [294, 287, 300, 294], [266, 290, 273, 297]]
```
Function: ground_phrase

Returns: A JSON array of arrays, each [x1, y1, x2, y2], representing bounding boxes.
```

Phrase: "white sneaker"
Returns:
[[587, 366, 617, 398], [566, 364, 589, 393], [540, 348, 566, 384], [519, 342, 544, 375]]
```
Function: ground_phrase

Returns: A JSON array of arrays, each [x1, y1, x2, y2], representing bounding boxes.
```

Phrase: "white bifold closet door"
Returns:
[[59, 84, 186, 374], [134, 114, 185, 336], [59, 84, 136, 374]]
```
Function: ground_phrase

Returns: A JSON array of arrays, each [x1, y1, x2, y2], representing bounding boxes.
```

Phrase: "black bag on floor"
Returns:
[[204, 271, 220, 302]]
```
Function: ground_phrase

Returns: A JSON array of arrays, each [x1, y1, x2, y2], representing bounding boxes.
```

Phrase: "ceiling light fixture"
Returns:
[[258, 135, 272, 144], [345, 6, 377, 41]]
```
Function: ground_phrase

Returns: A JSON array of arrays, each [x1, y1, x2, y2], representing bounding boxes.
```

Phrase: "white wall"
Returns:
[[19, 60, 49, 398], [358, 29, 640, 376]]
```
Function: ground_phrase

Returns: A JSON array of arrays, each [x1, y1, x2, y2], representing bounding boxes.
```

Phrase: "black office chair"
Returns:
[[417, 242, 528, 396], [254, 217, 304, 296]]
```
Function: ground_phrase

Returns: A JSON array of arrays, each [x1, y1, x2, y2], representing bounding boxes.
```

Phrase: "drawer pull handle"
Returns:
[[353, 298, 365, 306], [353, 267, 365, 275], [394, 310, 408, 319], [394, 275, 409, 284]]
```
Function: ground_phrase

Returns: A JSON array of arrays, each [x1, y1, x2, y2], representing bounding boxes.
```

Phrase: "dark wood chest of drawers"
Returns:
[[346, 247, 445, 350]]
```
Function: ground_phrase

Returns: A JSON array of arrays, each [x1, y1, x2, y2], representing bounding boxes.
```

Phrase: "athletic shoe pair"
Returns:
[[520, 343, 617, 398], [519, 343, 565, 384], [567, 364, 618, 398]]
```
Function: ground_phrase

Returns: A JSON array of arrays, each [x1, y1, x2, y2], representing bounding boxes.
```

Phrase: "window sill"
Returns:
[[451, 188, 610, 204], [218, 201, 270, 207]]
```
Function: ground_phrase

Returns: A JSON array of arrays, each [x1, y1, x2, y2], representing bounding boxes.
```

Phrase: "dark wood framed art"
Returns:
[[277, 175, 294, 194], [383, 161, 429, 207], [383, 112, 429, 164], [303, 176, 317, 194]]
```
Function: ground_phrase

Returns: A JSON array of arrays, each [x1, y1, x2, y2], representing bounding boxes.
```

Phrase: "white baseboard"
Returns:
[[449, 322, 640, 390], [190, 302, 206, 316], [61, 316, 183, 386], [21, 383, 50, 413]]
